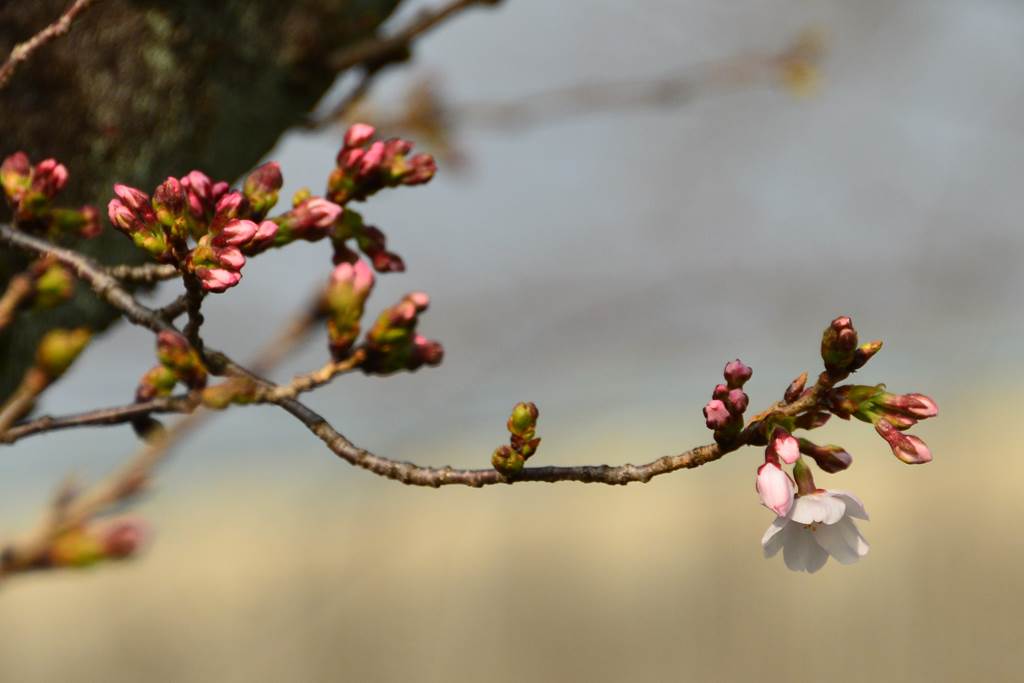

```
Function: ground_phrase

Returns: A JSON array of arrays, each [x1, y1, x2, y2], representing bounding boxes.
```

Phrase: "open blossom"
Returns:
[[762, 490, 869, 573]]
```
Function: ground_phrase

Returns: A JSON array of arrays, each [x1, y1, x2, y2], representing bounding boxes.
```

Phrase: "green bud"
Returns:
[[507, 401, 539, 437], [35, 327, 91, 379], [820, 316, 858, 374], [491, 445, 524, 476], [33, 263, 74, 309]]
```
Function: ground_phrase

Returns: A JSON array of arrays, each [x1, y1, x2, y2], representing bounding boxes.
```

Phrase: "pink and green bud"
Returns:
[[362, 293, 442, 374], [798, 438, 853, 473], [768, 427, 800, 465], [491, 444, 524, 475], [135, 364, 178, 401], [757, 458, 795, 516], [325, 259, 376, 357], [821, 315, 859, 374], [875, 418, 932, 464], [49, 204, 102, 239], [849, 339, 883, 371], [723, 359, 752, 388], [211, 218, 259, 248], [108, 186, 172, 261], [187, 236, 247, 292], [243, 161, 282, 220], [1, 151, 32, 203], [155, 330, 206, 389], [98, 517, 149, 559], [402, 154, 437, 185], [30, 158, 68, 198]]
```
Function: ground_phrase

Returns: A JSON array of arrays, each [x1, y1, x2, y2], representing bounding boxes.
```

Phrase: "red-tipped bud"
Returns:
[[31, 158, 68, 198], [243, 161, 282, 220], [212, 218, 259, 247], [152, 176, 187, 228], [875, 418, 932, 464], [725, 388, 748, 415], [98, 517, 149, 558], [723, 359, 753, 388], [798, 438, 853, 473], [703, 399, 731, 430], [821, 315, 859, 374]]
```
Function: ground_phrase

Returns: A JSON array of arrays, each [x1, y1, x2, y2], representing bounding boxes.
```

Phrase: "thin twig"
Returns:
[[106, 263, 179, 284], [0, 273, 33, 333], [2, 221, 839, 488], [0, 0, 100, 92], [329, 0, 497, 71], [0, 394, 195, 444], [259, 349, 366, 401]]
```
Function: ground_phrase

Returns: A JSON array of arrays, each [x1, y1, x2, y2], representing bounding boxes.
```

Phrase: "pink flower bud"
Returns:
[[99, 517, 149, 558], [113, 183, 152, 216], [875, 418, 932, 464], [407, 291, 430, 312], [344, 123, 376, 149], [215, 246, 245, 270], [903, 393, 938, 419], [79, 205, 101, 238], [241, 219, 279, 253], [412, 335, 444, 367], [32, 158, 69, 197], [212, 218, 259, 247], [107, 198, 137, 231], [769, 427, 800, 465], [703, 399, 731, 430], [244, 161, 282, 195], [293, 197, 342, 233], [357, 141, 386, 177], [402, 153, 437, 185], [724, 359, 752, 388], [712, 383, 729, 400], [726, 388, 748, 414], [757, 460, 795, 516], [196, 267, 241, 292], [798, 439, 853, 473]]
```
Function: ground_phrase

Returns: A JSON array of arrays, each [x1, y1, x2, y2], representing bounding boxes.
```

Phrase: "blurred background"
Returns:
[[2, 0, 1023, 680]]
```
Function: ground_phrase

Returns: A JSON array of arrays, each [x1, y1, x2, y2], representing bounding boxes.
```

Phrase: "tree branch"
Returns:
[[0, 394, 195, 444], [0, 0, 100, 92], [105, 263, 180, 284]]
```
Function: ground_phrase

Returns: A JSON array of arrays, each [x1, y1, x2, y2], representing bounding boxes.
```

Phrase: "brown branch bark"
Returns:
[[106, 263, 179, 284], [0, 0, 99, 91], [0, 222, 837, 489], [0, 272, 33, 333]]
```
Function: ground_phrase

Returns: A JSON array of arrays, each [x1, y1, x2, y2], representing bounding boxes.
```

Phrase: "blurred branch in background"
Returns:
[[313, 27, 826, 166], [0, 0, 99, 92]]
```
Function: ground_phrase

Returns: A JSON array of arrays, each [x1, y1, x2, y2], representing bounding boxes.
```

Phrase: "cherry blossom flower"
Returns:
[[762, 489, 869, 573]]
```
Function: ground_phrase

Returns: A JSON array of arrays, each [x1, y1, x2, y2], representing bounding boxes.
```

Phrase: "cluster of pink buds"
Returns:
[[136, 331, 207, 401], [828, 384, 937, 464], [752, 316, 937, 572], [362, 292, 443, 375], [492, 402, 542, 475], [703, 359, 752, 445], [109, 168, 282, 291], [327, 123, 437, 205], [325, 258, 376, 358], [1, 152, 100, 239]]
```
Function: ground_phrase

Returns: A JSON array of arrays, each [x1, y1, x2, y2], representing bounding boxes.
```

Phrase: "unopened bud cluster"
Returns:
[[703, 359, 752, 445], [360, 292, 444, 373], [328, 123, 436, 204], [749, 316, 937, 573], [492, 402, 541, 475], [1, 152, 100, 239], [136, 331, 207, 401]]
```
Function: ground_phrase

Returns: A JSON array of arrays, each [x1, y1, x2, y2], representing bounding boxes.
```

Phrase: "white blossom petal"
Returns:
[[812, 522, 861, 565], [783, 526, 816, 571], [835, 516, 870, 557], [804, 542, 829, 573], [832, 491, 869, 520], [789, 493, 846, 525], [762, 518, 789, 558]]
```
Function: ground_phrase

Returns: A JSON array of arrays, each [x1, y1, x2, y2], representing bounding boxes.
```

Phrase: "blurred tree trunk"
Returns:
[[0, 0, 402, 401]]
